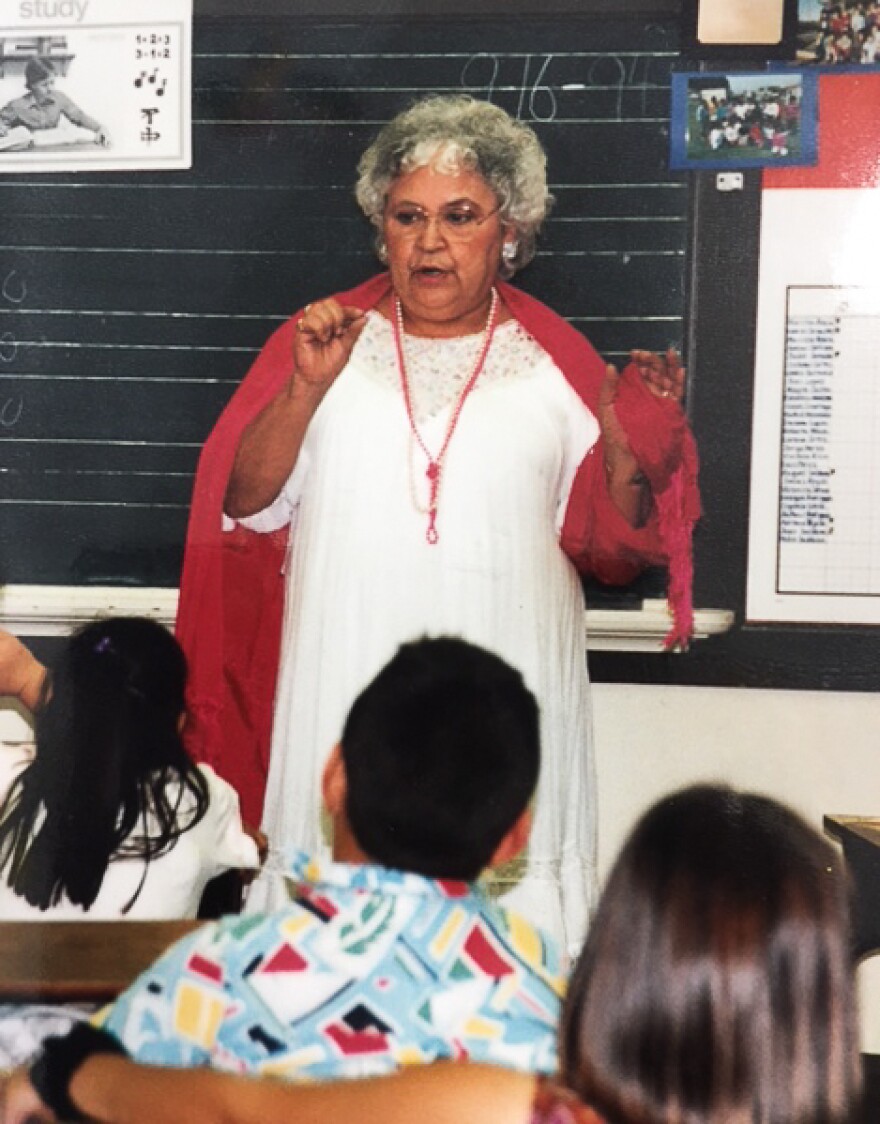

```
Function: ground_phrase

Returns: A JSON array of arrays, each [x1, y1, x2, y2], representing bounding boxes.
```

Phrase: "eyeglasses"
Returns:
[[385, 203, 502, 242]]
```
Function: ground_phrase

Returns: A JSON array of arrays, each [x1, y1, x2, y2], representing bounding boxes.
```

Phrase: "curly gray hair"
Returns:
[[355, 95, 553, 278]]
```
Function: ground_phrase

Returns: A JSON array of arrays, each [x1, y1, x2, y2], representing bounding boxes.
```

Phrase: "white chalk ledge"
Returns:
[[0, 586, 734, 653]]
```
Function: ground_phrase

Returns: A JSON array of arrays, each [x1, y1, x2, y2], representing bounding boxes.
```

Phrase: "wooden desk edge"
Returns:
[[0, 919, 202, 1004]]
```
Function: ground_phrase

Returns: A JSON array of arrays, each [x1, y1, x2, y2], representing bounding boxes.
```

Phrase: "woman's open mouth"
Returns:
[[411, 266, 450, 281]]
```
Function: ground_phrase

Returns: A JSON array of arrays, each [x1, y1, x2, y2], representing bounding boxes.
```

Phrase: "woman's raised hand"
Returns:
[[629, 347, 685, 403], [598, 348, 686, 460], [225, 299, 367, 518], [597, 349, 685, 527], [292, 299, 367, 395]]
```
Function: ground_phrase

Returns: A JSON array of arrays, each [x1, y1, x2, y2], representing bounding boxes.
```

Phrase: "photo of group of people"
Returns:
[[670, 70, 817, 170], [797, 0, 880, 63]]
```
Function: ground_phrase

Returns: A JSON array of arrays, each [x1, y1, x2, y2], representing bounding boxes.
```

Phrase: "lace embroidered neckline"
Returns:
[[355, 311, 544, 424]]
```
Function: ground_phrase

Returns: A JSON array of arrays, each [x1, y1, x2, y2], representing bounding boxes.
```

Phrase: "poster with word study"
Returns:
[[0, 0, 191, 172], [746, 74, 880, 624]]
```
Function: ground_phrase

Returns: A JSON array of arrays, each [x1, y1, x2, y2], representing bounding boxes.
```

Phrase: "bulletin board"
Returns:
[[747, 73, 880, 626], [593, 69, 880, 691]]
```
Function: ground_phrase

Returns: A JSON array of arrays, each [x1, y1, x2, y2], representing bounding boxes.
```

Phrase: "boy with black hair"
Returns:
[[100, 636, 563, 1079], [338, 634, 541, 881]]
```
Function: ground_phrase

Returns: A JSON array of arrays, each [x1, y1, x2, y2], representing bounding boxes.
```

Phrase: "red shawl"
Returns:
[[176, 274, 700, 824]]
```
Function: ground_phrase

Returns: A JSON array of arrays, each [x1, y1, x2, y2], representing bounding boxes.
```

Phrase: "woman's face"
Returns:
[[382, 164, 512, 338]]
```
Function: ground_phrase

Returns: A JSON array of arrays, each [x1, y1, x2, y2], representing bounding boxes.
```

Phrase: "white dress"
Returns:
[[0, 744, 260, 920], [239, 313, 599, 953]]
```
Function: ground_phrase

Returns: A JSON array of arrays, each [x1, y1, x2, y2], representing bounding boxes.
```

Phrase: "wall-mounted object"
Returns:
[[796, 0, 880, 66], [680, 0, 798, 58], [669, 68, 817, 170]]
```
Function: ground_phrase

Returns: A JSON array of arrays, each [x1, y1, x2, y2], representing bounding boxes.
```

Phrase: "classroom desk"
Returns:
[[0, 919, 201, 1003], [824, 815, 880, 961]]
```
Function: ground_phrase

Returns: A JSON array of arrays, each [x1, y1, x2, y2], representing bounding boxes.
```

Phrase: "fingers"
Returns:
[[597, 364, 636, 467], [291, 300, 368, 391], [296, 300, 366, 344], [598, 363, 620, 412], [630, 348, 686, 402]]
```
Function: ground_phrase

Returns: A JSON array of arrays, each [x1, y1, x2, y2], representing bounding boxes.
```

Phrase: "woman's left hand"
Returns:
[[629, 348, 686, 404], [597, 348, 685, 526], [598, 348, 686, 460]]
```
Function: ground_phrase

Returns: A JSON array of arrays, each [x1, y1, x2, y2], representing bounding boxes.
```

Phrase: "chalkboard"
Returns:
[[0, 6, 687, 589]]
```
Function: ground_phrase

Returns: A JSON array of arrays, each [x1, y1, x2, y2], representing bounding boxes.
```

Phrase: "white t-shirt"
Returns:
[[0, 743, 260, 920]]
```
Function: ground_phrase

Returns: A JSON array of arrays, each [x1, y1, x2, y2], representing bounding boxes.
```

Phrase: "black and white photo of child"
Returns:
[[0, 55, 110, 152]]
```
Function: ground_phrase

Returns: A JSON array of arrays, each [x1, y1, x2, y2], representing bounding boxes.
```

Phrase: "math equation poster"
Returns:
[[0, 0, 191, 172], [747, 73, 880, 625]]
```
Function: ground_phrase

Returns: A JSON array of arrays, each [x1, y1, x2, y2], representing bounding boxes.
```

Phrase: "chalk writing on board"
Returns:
[[515, 55, 557, 122], [0, 396, 23, 428], [459, 51, 661, 123], [0, 270, 25, 429], [0, 332, 16, 366], [1, 271, 26, 306]]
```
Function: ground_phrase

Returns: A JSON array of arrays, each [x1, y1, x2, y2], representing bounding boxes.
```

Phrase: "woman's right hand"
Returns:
[[291, 299, 367, 396], [225, 299, 367, 519]]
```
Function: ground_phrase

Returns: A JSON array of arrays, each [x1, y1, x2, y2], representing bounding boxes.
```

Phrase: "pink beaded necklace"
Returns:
[[392, 288, 500, 544]]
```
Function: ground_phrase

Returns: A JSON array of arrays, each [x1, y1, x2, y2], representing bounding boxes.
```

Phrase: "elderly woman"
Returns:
[[176, 95, 699, 951]]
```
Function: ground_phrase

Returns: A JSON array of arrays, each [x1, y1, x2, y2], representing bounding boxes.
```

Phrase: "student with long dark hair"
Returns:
[[3, 784, 860, 1124], [555, 784, 861, 1124], [0, 618, 260, 918]]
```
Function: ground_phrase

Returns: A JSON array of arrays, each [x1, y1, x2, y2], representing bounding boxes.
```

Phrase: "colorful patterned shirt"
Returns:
[[103, 852, 564, 1079]]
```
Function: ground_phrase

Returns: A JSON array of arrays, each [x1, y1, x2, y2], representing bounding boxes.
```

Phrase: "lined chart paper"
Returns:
[[779, 287, 880, 597], [748, 183, 880, 624]]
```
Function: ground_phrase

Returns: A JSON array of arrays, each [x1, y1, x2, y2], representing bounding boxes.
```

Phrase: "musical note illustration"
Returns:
[[134, 69, 168, 95]]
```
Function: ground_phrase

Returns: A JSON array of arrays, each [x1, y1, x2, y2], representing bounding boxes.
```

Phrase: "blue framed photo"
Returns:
[[670, 69, 818, 169]]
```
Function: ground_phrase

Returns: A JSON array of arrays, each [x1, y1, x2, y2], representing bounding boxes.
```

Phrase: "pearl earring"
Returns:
[[377, 239, 388, 264], [502, 242, 517, 264]]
